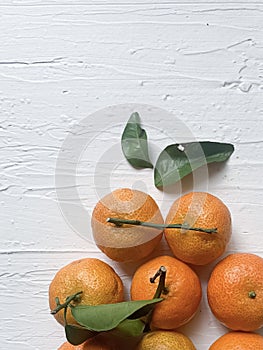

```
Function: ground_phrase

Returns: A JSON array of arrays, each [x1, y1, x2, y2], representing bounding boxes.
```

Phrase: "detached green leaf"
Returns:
[[113, 318, 145, 337], [121, 112, 153, 168], [154, 142, 234, 188], [71, 298, 163, 332], [65, 324, 97, 346]]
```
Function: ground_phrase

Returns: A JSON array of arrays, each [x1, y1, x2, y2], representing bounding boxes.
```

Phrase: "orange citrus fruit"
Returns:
[[49, 258, 124, 326], [165, 192, 231, 265], [58, 338, 116, 350], [209, 331, 263, 350], [130, 255, 202, 329], [135, 331, 196, 350], [58, 333, 138, 350], [207, 253, 263, 331], [58, 341, 87, 350], [91, 188, 164, 262]]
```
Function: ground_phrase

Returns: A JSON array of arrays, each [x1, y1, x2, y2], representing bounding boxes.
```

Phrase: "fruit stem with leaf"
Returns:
[[107, 218, 217, 234], [50, 291, 83, 315]]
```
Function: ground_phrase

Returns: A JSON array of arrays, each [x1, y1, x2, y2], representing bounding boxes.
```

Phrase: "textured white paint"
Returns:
[[0, 1, 263, 349]]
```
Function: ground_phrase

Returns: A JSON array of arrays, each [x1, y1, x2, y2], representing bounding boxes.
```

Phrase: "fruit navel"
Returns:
[[248, 291, 256, 299]]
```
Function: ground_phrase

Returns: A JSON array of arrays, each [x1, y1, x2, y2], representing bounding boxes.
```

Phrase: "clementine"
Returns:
[[209, 331, 263, 350], [165, 192, 231, 265], [49, 258, 124, 326], [130, 255, 202, 329], [58, 341, 86, 350], [58, 333, 138, 350], [91, 188, 164, 262], [207, 253, 263, 331], [135, 331, 196, 350]]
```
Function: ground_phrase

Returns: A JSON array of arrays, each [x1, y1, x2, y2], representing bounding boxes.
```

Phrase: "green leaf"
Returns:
[[71, 298, 163, 332], [154, 141, 234, 188], [127, 302, 157, 320], [113, 319, 145, 337], [65, 324, 97, 346], [121, 112, 153, 168]]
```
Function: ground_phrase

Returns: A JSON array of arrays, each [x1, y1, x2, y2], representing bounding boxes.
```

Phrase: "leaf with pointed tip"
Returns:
[[121, 112, 153, 168], [70, 298, 162, 332], [154, 142, 234, 188], [65, 325, 97, 346]]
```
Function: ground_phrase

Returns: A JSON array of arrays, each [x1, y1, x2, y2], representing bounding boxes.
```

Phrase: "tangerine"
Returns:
[[58, 341, 86, 350], [207, 253, 263, 331], [209, 331, 263, 350], [135, 331, 196, 350], [58, 333, 138, 350], [92, 188, 163, 262], [165, 192, 231, 265], [130, 255, 202, 329], [49, 258, 124, 326]]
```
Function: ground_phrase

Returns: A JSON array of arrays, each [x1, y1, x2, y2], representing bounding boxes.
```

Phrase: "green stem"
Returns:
[[107, 218, 217, 234], [151, 266, 167, 299], [64, 303, 68, 326], [144, 266, 167, 332], [51, 291, 83, 315]]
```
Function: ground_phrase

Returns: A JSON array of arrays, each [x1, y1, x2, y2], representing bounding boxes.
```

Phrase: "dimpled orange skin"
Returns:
[[49, 258, 124, 326], [135, 331, 196, 350], [130, 255, 202, 330], [58, 339, 117, 350], [58, 342, 87, 350], [165, 192, 231, 265], [58, 333, 138, 350], [209, 332, 263, 350], [91, 188, 164, 262], [207, 253, 263, 331], [58, 339, 115, 350]]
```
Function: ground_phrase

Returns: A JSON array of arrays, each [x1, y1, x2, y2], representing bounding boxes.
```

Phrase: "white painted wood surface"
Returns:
[[0, 1, 263, 349]]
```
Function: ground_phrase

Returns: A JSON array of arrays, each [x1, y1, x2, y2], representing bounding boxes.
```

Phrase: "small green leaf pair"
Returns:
[[65, 298, 162, 345], [121, 113, 234, 188]]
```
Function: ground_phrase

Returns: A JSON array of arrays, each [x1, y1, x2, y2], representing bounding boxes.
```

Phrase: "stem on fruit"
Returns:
[[150, 266, 168, 298], [51, 291, 83, 315], [144, 266, 167, 332], [107, 218, 217, 234], [64, 302, 68, 326]]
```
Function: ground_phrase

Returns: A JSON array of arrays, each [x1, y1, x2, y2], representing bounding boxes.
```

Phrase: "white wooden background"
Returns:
[[0, 1, 263, 349]]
